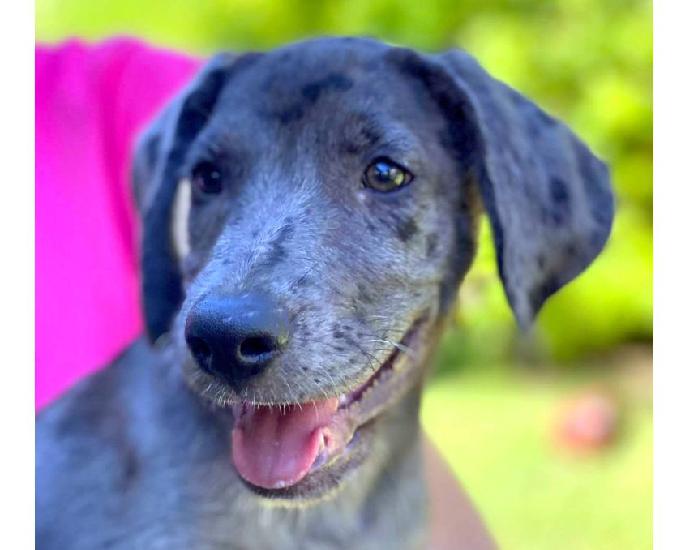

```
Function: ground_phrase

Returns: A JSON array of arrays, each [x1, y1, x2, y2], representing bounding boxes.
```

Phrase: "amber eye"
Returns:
[[362, 158, 414, 192], [191, 161, 223, 194]]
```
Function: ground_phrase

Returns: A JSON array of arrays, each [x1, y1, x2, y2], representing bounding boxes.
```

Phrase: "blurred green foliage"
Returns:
[[36, 0, 652, 365]]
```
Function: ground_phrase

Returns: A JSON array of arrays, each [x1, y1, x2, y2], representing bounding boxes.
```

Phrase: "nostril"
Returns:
[[238, 335, 278, 363]]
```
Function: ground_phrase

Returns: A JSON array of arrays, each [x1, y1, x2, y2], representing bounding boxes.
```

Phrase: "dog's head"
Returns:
[[132, 37, 613, 502]]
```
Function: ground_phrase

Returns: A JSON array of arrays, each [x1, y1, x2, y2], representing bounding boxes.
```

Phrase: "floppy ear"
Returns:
[[132, 52, 242, 342], [393, 49, 614, 328]]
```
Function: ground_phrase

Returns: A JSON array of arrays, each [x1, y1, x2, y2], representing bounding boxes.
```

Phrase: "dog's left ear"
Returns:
[[392, 49, 614, 327], [132, 52, 253, 342]]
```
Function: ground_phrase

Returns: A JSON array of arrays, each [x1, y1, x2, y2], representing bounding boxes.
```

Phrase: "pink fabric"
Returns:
[[36, 38, 201, 410]]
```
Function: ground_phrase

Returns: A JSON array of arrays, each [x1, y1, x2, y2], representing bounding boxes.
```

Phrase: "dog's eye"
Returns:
[[362, 158, 413, 192], [191, 161, 223, 194]]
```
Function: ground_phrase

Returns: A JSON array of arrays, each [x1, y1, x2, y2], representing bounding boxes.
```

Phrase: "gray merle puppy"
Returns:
[[36, 36, 613, 549]]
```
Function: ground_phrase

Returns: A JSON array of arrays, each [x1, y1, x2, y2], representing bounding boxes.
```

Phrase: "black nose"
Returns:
[[185, 293, 290, 389]]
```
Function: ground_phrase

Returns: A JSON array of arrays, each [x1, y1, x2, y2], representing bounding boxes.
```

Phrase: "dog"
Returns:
[[36, 36, 614, 549]]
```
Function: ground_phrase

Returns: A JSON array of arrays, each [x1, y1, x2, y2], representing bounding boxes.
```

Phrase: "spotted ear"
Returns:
[[132, 53, 239, 342], [393, 48, 614, 327]]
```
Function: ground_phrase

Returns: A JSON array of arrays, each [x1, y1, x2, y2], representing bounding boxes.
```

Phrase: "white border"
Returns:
[[0, 0, 35, 546], [653, 1, 680, 549]]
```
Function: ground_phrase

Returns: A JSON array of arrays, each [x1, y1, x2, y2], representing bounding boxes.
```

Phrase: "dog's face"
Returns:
[[133, 37, 613, 502]]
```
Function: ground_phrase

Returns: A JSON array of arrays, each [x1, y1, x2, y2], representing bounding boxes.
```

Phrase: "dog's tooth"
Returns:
[[339, 394, 348, 406]]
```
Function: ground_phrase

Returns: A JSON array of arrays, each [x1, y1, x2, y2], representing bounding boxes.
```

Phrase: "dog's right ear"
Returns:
[[132, 52, 253, 343]]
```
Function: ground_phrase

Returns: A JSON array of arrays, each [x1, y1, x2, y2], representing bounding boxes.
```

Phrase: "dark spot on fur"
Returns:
[[145, 134, 160, 169], [266, 73, 354, 125], [438, 187, 478, 314], [301, 73, 354, 103], [537, 253, 546, 270], [341, 141, 362, 154], [265, 243, 287, 267], [356, 283, 374, 305], [529, 273, 562, 315], [590, 228, 605, 248], [259, 223, 294, 268], [545, 177, 571, 225], [396, 217, 419, 243], [360, 126, 381, 146], [296, 272, 312, 287], [576, 142, 614, 230], [275, 223, 294, 244], [426, 233, 439, 257], [272, 103, 306, 125], [120, 446, 140, 491], [341, 120, 381, 155], [437, 111, 478, 170], [333, 345, 345, 353], [550, 177, 570, 206]]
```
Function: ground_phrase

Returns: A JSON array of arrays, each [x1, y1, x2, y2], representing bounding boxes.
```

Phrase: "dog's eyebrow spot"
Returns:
[[396, 216, 420, 243], [300, 72, 354, 103], [262, 73, 355, 126], [341, 124, 383, 155]]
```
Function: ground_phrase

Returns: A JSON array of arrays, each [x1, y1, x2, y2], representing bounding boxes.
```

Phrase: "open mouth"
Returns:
[[230, 316, 428, 493]]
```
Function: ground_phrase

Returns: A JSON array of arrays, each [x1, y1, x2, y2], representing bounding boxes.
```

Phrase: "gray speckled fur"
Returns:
[[36, 37, 613, 549]]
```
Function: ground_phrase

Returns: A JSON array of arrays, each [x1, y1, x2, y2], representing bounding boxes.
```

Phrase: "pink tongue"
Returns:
[[231, 398, 339, 489]]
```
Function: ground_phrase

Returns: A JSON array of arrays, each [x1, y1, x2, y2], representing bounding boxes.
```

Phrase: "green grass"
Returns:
[[422, 368, 652, 550]]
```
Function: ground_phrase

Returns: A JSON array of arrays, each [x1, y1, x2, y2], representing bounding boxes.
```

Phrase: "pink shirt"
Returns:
[[36, 39, 201, 409]]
